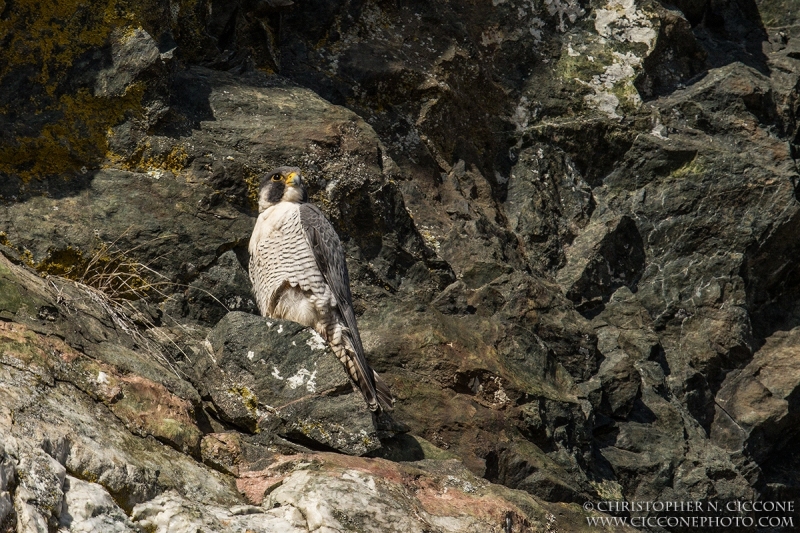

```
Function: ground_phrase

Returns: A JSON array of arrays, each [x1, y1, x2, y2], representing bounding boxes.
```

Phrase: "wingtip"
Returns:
[[373, 370, 395, 413]]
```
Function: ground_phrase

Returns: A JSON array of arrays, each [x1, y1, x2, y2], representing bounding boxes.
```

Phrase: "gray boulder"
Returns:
[[195, 312, 387, 455]]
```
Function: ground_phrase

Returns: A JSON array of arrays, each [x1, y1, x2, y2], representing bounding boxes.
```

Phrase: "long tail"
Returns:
[[328, 324, 394, 412], [372, 370, 394, 412]]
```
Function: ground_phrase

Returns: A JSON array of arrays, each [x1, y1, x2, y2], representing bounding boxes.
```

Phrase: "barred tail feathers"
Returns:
[[328, 323, 393, 412], [372, 370, 395, 412]]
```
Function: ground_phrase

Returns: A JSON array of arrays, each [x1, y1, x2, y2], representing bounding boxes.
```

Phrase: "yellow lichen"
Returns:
[[670, 156, 705, 179], [110, 142, 191, 175], [0, 0, 208, 182], [161, 144, 189, 173], [0, 85, 146, 180], [229, 386, 260, 417], [243, 166, 263, 211]]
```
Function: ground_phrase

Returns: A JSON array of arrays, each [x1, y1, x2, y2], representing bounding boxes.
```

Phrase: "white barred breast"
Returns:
[[248, 202, 336, 320]]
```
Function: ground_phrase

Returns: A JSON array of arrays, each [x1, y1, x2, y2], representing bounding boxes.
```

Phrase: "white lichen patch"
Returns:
[[247, 350, 255, 361], [581, 51, 644, 118], [651, 121, 668, 139], [272, 367, 284, 380], [417, 225, 442, 254], [594, 0, 657, 50], [306, 370, 317, 393], [584, 88, 620, 118], [225, 295, 243, 310], [96, 371, 109, 384], [545, 0, 586, 33], [286, 368, 318, 393], [494, 387, 511, 406], [490, 376, 511, 406], [445, 475, 477, 494], [306, 330, 327, 351], [529, 17, 546, 41]]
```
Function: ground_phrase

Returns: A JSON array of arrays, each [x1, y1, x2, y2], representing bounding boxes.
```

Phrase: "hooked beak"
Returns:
[[286, 171, 302, 187]]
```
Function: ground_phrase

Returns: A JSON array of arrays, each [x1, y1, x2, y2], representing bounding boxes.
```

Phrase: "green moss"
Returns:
[[0, 259, 49, 317], [554, 38, 649, 117], [0, 0, 121, 90], [1, 84, 147, 180], [0, 0, 153, 180], [555, 48, 614, 84]]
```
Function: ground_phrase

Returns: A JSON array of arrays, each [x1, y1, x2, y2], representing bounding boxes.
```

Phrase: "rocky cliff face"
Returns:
[[1, 0, 800, 531]]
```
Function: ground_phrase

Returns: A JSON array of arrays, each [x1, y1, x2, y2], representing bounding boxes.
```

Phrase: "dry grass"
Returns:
[[43, 229, 231, 378], [38, 229, 171, 302]]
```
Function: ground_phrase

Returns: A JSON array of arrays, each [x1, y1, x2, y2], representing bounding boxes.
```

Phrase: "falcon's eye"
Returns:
[[271, 174, 282, 182]]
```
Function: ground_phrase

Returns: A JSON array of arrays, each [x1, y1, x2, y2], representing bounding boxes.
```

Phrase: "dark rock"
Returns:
[[757, 0, 800, 28], [182, 250, 258, 324], [635, 4, 708, 99], [194, 311, 388, 455], [484, 440, 587, 504], [94, 28, 163, 98], [505, 144, 595, 270], [558, 216, 646, 316], [712, 327, 800, 464]]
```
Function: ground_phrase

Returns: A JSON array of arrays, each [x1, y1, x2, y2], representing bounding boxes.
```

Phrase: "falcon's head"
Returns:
[[258, 166, 308, 212]]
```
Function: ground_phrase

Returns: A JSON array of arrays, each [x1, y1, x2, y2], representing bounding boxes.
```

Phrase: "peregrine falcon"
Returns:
[[248, 166, 394, 412]]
